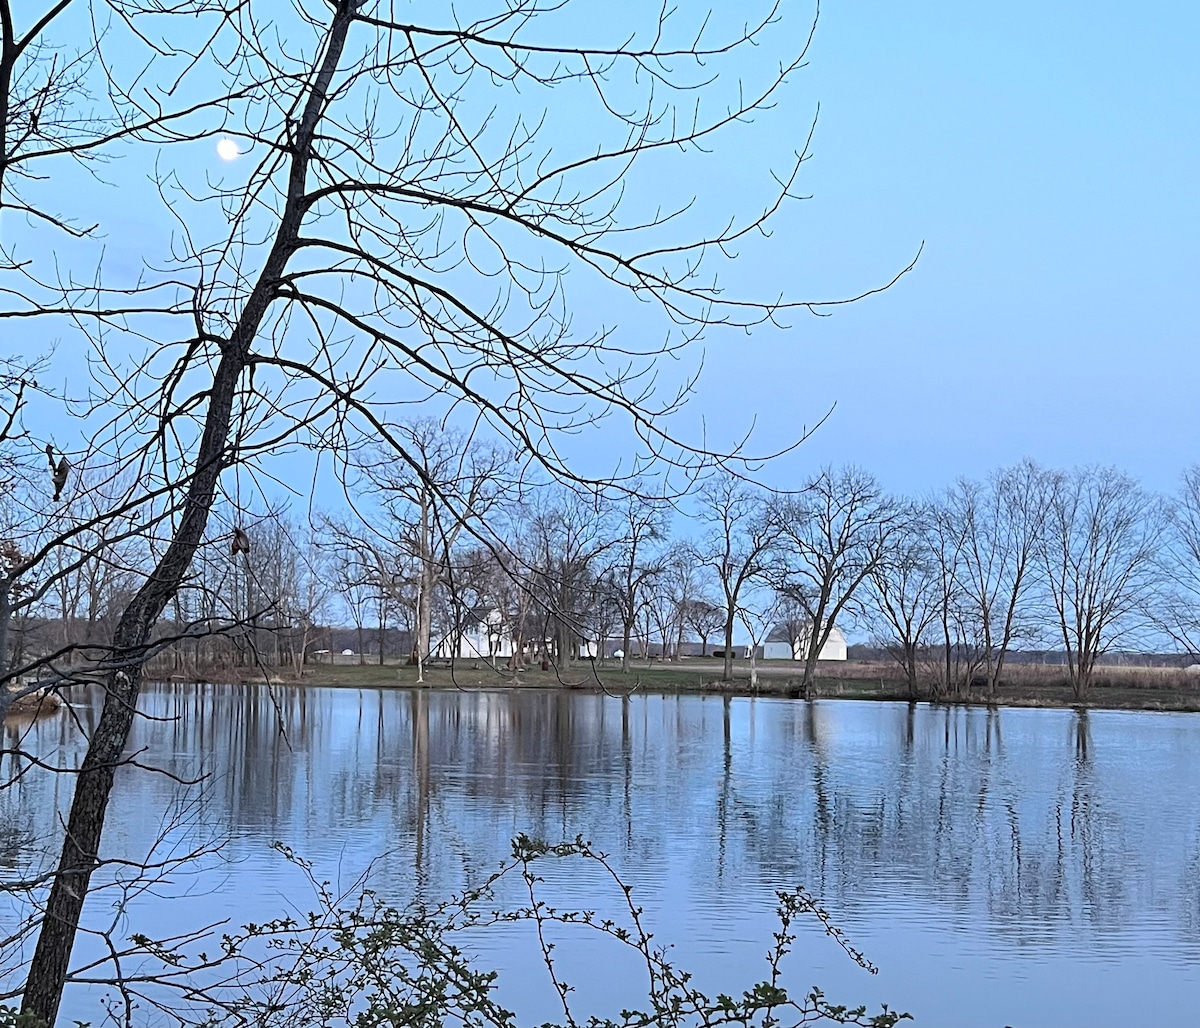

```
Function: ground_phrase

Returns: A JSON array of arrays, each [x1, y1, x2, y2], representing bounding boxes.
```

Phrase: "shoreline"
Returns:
[[123, 661, 1200, 715]]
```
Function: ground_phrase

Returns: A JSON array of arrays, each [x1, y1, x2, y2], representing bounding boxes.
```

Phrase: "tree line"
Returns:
[[269, 448, 1200, 703], [8, 420, 1197, 706]]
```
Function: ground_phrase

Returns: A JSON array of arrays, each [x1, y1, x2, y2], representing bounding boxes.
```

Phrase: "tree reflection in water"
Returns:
[[5, 686, 1200, 1025]]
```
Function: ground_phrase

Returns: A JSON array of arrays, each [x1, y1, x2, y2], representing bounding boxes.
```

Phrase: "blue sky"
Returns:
[[10, 0, 1198, 501], [681, 0, 1200, 495]]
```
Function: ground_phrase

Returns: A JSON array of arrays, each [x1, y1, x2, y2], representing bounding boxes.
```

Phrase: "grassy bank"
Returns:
[[212, 658, 1200, 713]]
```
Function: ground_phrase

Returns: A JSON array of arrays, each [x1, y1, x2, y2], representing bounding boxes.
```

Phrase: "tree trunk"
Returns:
[[992, 649, 1007, 697], [800, 617, 825, 701], [802, 646, 820, 701], [1073, 647, 1092, 702], [557, 620, 572, 669], [0, 578, 10, 677], [172, 595, 184, 672], [292, 621, 310, 678], [942, 615, 953, 699], [11, 615, 26, 677], [20, 10, 357, 1019], [621, 618, 632, 673], [721, 616, 735, 682], [509, 628, 524, 671], [416, 566, 433, 664], [0, 579, 15, 721], [22, 350, 246, 1023], [980, 609, 996, 696]]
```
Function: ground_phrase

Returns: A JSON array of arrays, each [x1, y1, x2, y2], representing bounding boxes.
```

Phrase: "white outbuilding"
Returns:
[[763, 624, 848, 662]]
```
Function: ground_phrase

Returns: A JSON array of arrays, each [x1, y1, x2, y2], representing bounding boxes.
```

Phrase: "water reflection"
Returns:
[[5, 687, 1200, 1026]]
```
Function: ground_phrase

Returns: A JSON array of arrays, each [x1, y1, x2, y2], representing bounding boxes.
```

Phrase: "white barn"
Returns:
[[763, 625, 848, 662]]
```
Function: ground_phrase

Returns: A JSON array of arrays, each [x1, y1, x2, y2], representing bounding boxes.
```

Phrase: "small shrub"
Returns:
[[55, 836, 908, 1028]]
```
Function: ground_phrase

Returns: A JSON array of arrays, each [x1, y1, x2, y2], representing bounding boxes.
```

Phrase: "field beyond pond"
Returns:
[[225, 657, 1200, 712]]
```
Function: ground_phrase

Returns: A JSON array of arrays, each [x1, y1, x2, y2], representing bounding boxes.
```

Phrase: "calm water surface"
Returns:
[[5, 685, 1200, 1026]]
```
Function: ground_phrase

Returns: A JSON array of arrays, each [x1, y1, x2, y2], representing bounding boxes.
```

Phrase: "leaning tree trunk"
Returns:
[[20, 9, 356, 1022], [20, 354, 243, 1026], [800, 615, 827, 701], [800, 599, 831, 699]]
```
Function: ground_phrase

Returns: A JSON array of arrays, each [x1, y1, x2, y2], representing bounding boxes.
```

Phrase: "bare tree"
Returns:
[[481, 522, 541, 672], [609, 487, 668, 672], [311, 513, 409, 666], [529, 487, 615, 669], [737, 589, 782, 692], [1, 359, 63, 689], [249, 516, 331, 675], [951, 460, 1047, 695], [1154, 465, 1200, 658], [661, 542, 705, 660], [358, 421, 511, 670], [645, 567, 681, 662], [771, 466, 899, 698], [695, 476, 779, 682], [867, 516, 942, 700], [682, 595, 725, 657], [924, 494, 978, 697], [320, 517, 376, 663], [1040, 466, 1164, 701]]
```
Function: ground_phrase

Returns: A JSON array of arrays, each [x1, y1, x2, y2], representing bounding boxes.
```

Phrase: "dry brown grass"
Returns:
[[173, 656, 1200, 712]]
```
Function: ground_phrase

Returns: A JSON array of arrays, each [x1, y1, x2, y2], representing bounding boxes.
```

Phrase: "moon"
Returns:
[[216, 137, 240, 161]]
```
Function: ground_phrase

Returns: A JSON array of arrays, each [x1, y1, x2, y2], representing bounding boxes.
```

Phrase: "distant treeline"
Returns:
[[7, 428, 1200, 703]]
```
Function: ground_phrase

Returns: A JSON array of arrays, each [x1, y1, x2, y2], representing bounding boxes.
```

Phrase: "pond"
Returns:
[[5, 685, 1200, 1026]]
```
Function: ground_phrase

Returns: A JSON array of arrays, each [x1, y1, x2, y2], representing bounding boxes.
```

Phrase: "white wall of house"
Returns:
[[435, 610, 514, 659], [453, 629, 514, 659]]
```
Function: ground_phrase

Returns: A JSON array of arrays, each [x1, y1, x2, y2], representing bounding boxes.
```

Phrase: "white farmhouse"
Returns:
[[435, 609, 514, 660]]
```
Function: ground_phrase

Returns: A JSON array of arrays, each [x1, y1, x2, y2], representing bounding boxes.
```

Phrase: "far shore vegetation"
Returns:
[[105, 656, 1200, 714]]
